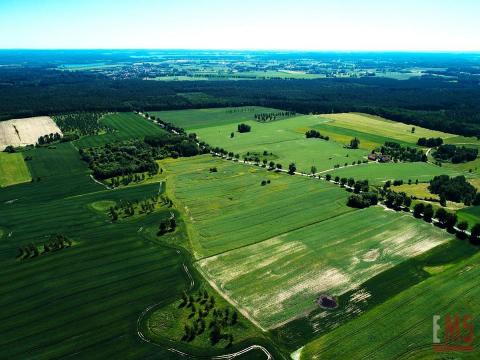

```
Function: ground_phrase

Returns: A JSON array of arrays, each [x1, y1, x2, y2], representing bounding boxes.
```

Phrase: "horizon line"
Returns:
[[1, 48, 480, 54]]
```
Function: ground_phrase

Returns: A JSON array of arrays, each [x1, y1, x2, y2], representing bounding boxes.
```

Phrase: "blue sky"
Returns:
[[0, 0, 479, 50]]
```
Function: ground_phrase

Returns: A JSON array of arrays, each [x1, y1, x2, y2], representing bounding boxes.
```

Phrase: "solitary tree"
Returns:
[[350, 137, 360, 149], [310, 165, 317, 175]]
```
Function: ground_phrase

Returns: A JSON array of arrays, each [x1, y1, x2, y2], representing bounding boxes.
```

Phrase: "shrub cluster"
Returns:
[[305, 129, 329, 140]]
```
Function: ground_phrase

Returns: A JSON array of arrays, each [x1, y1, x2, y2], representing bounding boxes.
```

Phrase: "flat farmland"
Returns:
[[196, 207, 452, 330], [161, 155, 354, 258], [299, 250, 480, 360], [75, 112, 166, 148], [153, 106, 291, 130], [0, 116, 62, 150], [0, 143, 102, 204], [183, 115, 367, 173], [0, 152, 31, 187], [328, 162, 463, 185], [0, 176, 185, 359], [319, 113, 455, 144]]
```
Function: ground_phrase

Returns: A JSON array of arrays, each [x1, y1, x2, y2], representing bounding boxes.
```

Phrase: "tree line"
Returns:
[[417, 137, 443, 147], [254, 111, 295, 122]]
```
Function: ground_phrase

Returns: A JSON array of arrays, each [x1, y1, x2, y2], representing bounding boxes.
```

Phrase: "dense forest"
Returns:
[[80, 133, 204, 180], [1, 67, 480, 136]]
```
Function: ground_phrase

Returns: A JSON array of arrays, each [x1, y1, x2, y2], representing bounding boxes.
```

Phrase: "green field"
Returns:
[[300, 249, 480, 359], [197, 207, 452, 330], [154, 106, 291, 130], [75, 112, 166, 148], [0, 143, 103, 204], [0, 152, 31, 187], [2, 106, 480, 359], [0, 129, 275, 359], [178, 115, 367, 173], [320, 113, 455, 144], [457, 206, 480, 228], [0, 176, 187, 358], [328, 162, 463, 185], [161, 155, 354, 258]]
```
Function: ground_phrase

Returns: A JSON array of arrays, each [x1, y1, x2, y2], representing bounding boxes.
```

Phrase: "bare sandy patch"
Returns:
[[362, 249, 380, 262], [0, 116, 62, 150]]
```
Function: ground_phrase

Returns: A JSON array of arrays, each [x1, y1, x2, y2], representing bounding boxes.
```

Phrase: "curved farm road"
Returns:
[[136, 251, 274, 359]]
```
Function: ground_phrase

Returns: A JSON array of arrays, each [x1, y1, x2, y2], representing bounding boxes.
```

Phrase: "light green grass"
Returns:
[[197, 207, 452, 329], [185, 115, 367, 173], [0, 152, 31, 187], [320, 113, 455, 144], [457, 206, 480, 228], [300, 251, 480, 359], [89, 200, 117, 212], [153, 106, 290, 130], [312, 121, 416, 150], [76, 112, 166, 148], [0, 142, 103, 203], [329, 162, 464, 185], [392, 183, 439, 199], [161, 155, 354, 259]]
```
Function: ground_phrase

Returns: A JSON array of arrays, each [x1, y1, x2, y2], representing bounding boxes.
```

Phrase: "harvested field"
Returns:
[[0, 116, 62, 150]]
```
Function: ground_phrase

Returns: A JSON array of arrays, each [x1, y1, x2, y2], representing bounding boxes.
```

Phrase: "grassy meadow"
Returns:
[[178, 115, 368, 173], [0, 152, 31, 187]]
